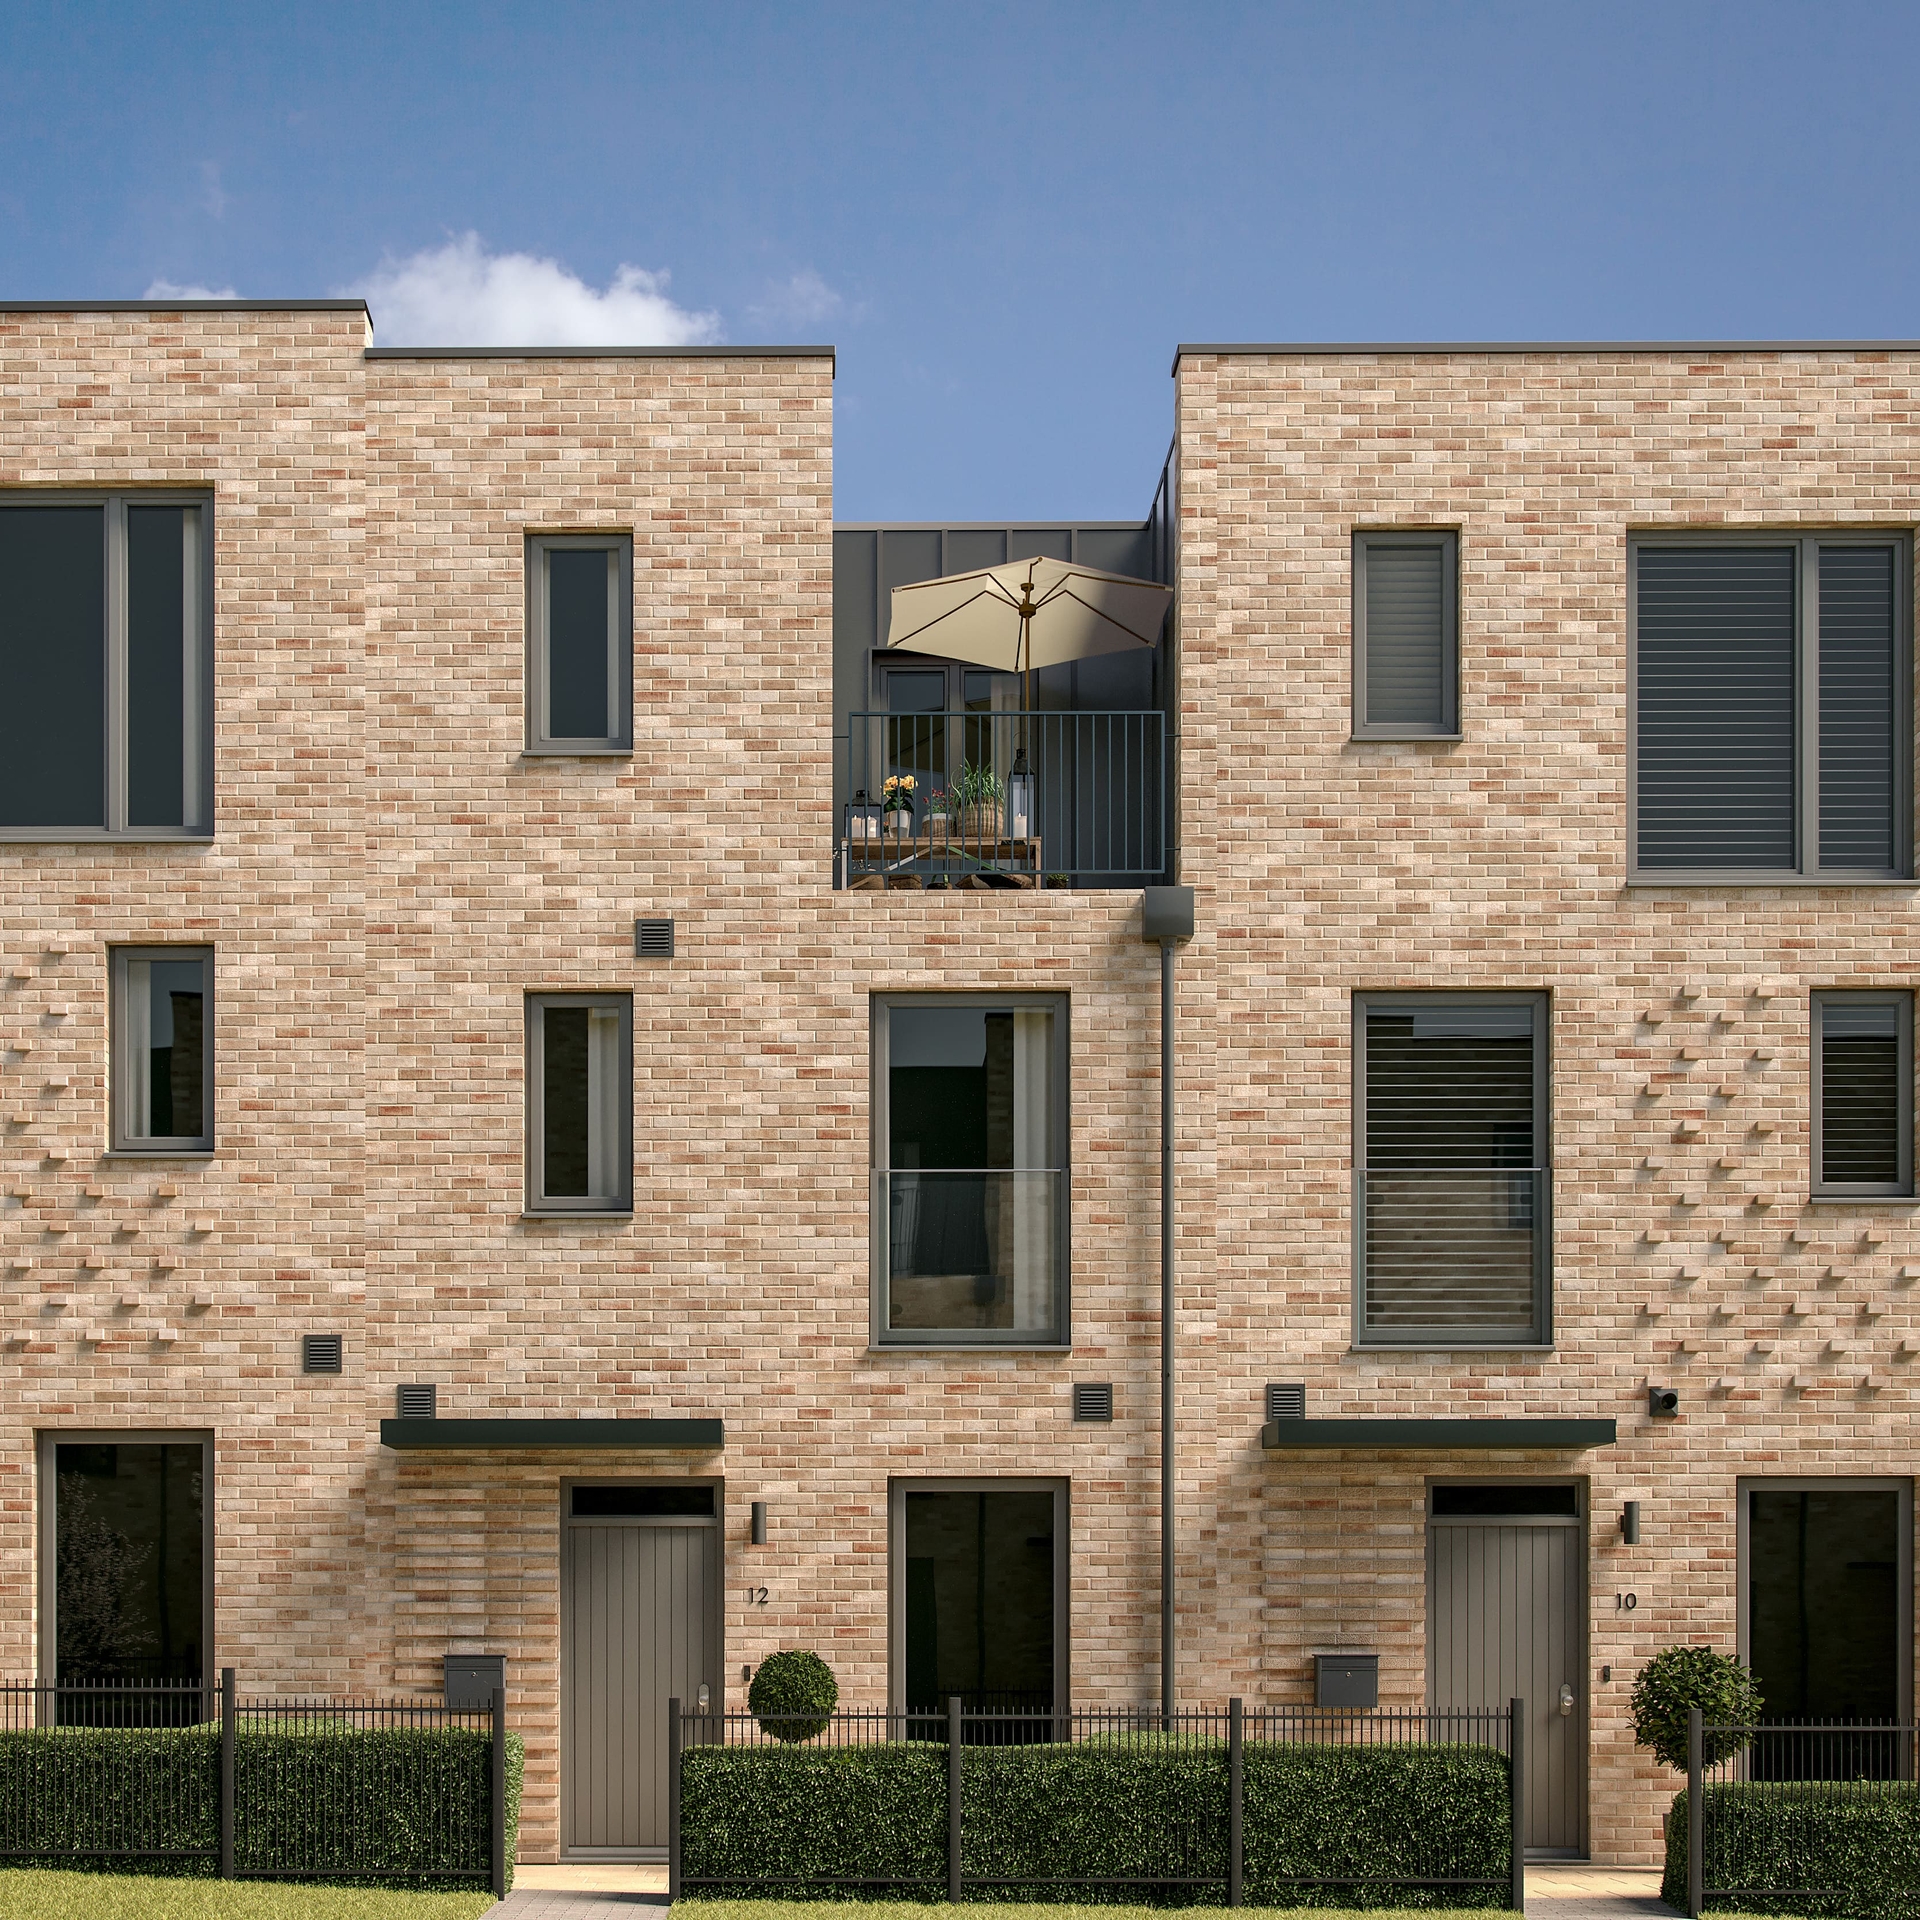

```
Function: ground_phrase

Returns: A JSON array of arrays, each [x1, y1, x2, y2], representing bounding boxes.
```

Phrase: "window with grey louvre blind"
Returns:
[[1353, 532, 1458, 736], [1632, 537, 1910, 877], [1354, 994, 1549, 1345], [1812, 992, 1913, 1196]]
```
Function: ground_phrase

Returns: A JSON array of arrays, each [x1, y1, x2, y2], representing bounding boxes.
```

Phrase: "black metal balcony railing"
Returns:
[[839, 710, 1166, 889]]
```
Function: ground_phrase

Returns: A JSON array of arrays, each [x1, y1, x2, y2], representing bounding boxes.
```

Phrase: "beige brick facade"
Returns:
[[2, 314, 1914, 1865]]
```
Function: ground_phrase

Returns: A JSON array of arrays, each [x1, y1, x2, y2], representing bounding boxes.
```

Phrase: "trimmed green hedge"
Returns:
[[680, 1740, 1512, 1908], [0, 1725, 523, 1891], [1664, 1783, 1920, 1918]]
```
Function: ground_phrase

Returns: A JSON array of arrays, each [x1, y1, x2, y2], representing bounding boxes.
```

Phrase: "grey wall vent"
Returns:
[[1072, 1382, 1114, 1422], [302, 1334, 343, 1375], [397, 1384, 437, 1419], [634, 918, 675, 958], [444, 1653, 505, 1711], [1266, 1382, 1306, 1421]]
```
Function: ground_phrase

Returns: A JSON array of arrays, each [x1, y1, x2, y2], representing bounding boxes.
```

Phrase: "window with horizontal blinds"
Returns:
[[1354, 532, 1456, 736], [1819, 546, 1899, 871], [1635, 545, 1798, 869], [1356, 996, 1548, 1344], [1814, 993, 1912, 1195], [1631, 537, 1910, 878]]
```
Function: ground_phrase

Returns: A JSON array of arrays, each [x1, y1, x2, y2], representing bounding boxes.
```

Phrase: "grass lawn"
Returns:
[[0, 1870, 497, 1920], [678, 1905, 1527, 1920]]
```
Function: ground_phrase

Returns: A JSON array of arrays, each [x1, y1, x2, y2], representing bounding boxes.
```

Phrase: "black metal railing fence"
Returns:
[[1685, 1710, 1920, 1916], [0, 1672, 508, 1896], [840, 709, 1166, 888], [673, 1694, 1526, 1908]]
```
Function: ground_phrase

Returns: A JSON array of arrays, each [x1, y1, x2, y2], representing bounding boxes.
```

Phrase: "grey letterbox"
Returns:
[[1314, 1653, 1378, 1709], [444, 1654, 505, 1710]]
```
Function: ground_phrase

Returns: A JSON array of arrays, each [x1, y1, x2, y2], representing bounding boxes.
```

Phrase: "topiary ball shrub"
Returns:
[[747, 1649, 839, 1743], [1632, 1645, 1764, 1772]]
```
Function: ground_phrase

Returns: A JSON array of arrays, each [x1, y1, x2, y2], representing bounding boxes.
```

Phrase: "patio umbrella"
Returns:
[[884, 554, 1170, 683]]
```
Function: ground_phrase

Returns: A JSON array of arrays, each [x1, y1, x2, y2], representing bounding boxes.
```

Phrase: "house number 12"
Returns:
[[746, 1586, 769, 1605]]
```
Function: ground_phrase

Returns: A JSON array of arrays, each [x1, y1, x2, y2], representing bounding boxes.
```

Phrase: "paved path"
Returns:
[[484, 1859, 1678, 1916]]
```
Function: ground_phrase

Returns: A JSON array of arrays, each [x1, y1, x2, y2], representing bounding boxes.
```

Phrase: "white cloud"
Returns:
[[746, 269, 854, 331], [346, 233, 721, 348], [144, 279, 239, 300]]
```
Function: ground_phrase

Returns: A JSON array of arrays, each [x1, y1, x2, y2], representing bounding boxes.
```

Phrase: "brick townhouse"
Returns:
[[1, 302, 1914, 1865]]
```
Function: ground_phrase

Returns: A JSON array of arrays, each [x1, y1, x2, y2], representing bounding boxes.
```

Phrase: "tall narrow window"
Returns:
[[1355, 993, 1550, 1345], [1353, 531, 1459, 738], [873, 997, 1066, 1345], [111, 947, 212, 1152], [0, 496, 210, 837], [1631, 536, 1911, 878], [527, 534, 632, 752], [527, 993, 632, 1212], [1812, 991, 1913, 1197]]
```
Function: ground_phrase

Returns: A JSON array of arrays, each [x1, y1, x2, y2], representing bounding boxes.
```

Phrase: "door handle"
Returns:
[[1558, 1683, 1575, 1716], [697, 1684, 710, 1713]]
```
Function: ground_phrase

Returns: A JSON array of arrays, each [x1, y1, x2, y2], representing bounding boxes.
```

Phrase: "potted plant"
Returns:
[[925, 788, 951, 841], [881, 773, 916, 834], [950, 761, 1004, 841]]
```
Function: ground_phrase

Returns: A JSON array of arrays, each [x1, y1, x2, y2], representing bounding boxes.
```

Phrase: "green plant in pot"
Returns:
[[747, 1648, 839, 1742], [951, 760, 1005, 839]]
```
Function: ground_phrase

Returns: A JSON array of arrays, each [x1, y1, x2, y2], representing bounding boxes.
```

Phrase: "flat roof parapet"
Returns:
[[1172, 338, 1920, 373]]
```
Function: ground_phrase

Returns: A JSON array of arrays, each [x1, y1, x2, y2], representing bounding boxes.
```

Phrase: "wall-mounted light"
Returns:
[[1648, 1386, 1679, 1417], [1007, 749, 1034, 839], [1621, 1500, 1641, 1545], [750, 1500, 768, 1546]]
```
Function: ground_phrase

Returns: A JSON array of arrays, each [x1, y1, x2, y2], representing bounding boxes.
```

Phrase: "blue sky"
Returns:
[[4, 1, 1919, 520]]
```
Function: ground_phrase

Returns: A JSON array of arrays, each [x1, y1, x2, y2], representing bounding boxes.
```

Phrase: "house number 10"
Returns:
[[1616, 1592, 1638, 1610]]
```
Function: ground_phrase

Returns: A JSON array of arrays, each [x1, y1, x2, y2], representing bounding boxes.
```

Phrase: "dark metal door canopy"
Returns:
[[381, 1418, 724, 1450], [1262, 1417, 1616, 1449]]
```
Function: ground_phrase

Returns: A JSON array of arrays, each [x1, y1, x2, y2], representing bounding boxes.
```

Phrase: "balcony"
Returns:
[[838, 708, 1167, 890]]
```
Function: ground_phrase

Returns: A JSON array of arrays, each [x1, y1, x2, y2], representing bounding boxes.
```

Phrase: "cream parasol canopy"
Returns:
[[884, 553, 1170, 678]]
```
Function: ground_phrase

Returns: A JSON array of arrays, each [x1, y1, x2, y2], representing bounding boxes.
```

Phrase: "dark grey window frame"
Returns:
[[870, 992, 1071, 1350], [886, 1476, 1070, 1716], [1352, 990, 1553, 1349], [0, 491, 214, 840], [525, 533, 633, 755], [525, 991, 634, 1216], [109, 944, 214, 1154], [1811, 989, 1914, 1198], [1627, 531, 1915, 883], [1352, 529, 1460, 740], [37, 1428, 216, 1687]]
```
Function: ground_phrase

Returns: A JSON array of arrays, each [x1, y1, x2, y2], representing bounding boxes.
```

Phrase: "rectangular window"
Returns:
[[111, 947, 212, 1153], [1353, 531, 1459, 738], [1812, 990, 1913, 1196], [527, 534, 632, 752], [1355, 993, 1550, 1346], [872, 996, 1066, 1345], [1631, 535, 1912, 878], [41, 1432, 212, 1714], [0, 495, 211, 837], [527, 993, 632, 1212]]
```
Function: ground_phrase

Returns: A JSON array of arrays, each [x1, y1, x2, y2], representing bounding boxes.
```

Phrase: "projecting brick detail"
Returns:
[[2, 323, 1915, 1864]]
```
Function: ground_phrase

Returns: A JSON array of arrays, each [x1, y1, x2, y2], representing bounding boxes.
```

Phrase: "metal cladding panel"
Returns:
[[1429, 1518, 1585, 1853], [564, 1521, 714, 1853], [1636, 545, 1798, 869], [1260, 1418, 1615, 1449], [380, 1418, 723, 1450]]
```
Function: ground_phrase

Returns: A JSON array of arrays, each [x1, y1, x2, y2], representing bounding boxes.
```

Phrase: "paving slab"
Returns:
[[1526, 1862, 1678, 1919]]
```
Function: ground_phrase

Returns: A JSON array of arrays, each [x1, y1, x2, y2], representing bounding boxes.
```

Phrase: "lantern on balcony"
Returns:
[[1007, 749, 1035, 840], [846, 789, 880, 843]]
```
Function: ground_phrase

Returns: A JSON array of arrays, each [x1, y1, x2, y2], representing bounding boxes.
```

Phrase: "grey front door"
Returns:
[[562, 1487, 719, 1858], [1427, 1484, 1586, 1856]]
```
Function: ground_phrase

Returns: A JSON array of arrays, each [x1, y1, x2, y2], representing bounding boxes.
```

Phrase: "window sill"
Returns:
[[1351, 1343, 1556, 1354], [1349, 732, 1464, 744], [521, 746, 632, 759], [519, 1210, 635, 1221], [869, 1342, 1073, 1354], [102, 1149, 215, 1160], [0, 830, 213, 843], [1626, 874, 1918, 888], [1805, 1195, 1920, 1206]]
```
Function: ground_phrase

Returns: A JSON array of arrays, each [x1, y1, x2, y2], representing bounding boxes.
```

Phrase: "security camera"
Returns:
[[1648, 1386, 1680, 1417]]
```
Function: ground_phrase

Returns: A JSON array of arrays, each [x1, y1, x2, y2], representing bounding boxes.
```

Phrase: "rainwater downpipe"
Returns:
[[1140, 885, 1195, 1724]]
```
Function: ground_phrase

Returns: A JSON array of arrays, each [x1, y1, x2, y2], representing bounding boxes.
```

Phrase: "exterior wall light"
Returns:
[[750, 1500, 768, 1545], [1648, 1386, 1680, 1417], [1621, 1500, 1641, 1544]]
